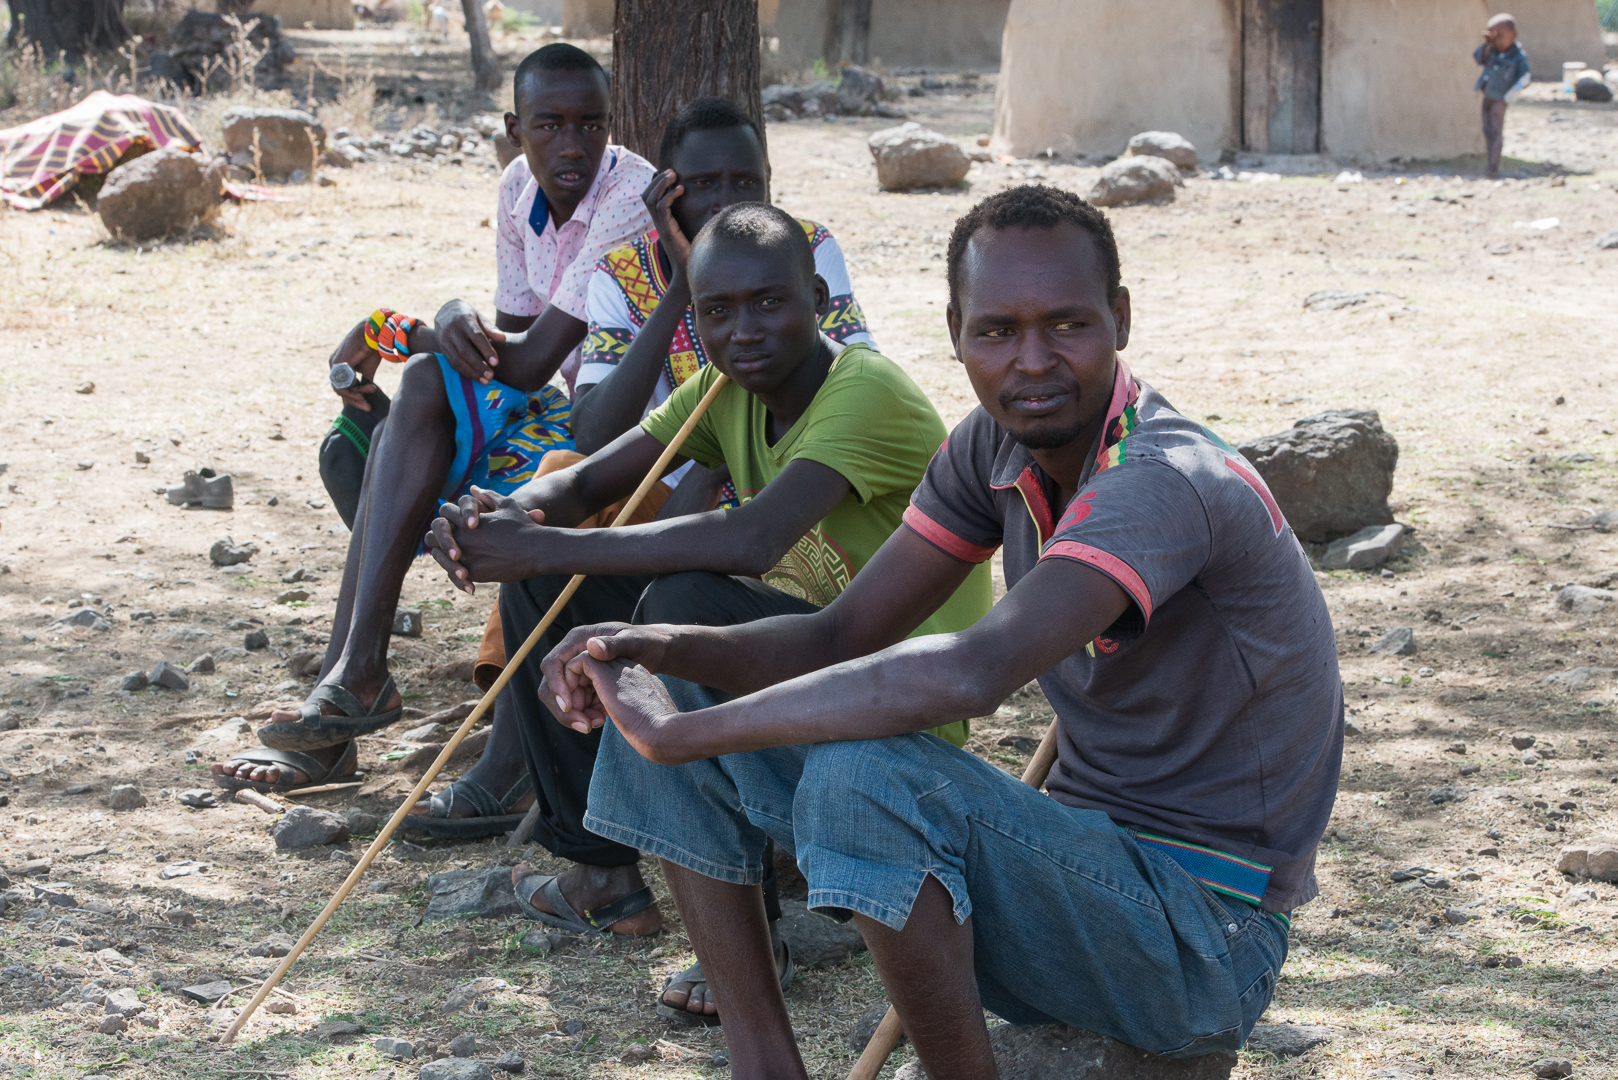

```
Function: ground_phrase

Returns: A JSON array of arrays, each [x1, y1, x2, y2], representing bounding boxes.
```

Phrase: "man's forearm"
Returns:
[[573, 281, 692, 454], [494, 306, 588, 391], [495, 509, 785, 581]]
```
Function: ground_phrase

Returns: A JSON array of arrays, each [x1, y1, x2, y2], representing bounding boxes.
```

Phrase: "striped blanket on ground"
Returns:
[[1, 91, 203, 211]]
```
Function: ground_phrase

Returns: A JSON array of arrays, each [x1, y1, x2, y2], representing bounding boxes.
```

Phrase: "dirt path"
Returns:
[[1, 71, 1618, 1080]]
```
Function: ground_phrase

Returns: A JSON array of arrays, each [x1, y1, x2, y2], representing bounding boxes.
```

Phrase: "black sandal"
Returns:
[[257, 675, 403, 751], [212, 740, 359, 794], [399, 774, 533, 839], [513, 872, 656, 935]]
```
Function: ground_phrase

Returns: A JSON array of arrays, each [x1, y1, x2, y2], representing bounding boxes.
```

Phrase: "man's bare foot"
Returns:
[[511, 862, 663, 936], [406, 755, 534, 820], [658, 922, 789, 1021], [210, 742, 352, 787], [265, 665, 401, 728]]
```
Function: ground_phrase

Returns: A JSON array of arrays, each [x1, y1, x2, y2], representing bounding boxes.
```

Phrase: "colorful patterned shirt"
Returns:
[[493, 146, 656, 392]]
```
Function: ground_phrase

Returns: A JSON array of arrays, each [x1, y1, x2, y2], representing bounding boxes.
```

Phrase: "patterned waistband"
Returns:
[[1134, 831, 1272, 907]]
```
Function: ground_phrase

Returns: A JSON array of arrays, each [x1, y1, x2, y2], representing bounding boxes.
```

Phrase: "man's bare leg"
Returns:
[[213, 354, 455, 786], [660, 860, 805, 1080], [853, 874, 997, 1080]]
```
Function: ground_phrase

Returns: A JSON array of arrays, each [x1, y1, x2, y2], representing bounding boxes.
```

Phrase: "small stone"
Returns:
[[1368, 627, 1417, 656], [778, 899, 868, 968], [1557, 584, 1614, 615], [309, 1019, 365, 1038], [1388, 866, 1435, 882], [1428, 785, 1466, 805], [1511, 735, 1536, 751], [866, 122, 970, 190], [1245, 1022, 1334, 1058], [366, 880, 391, 894], [209, 539, 258, 567], [164, 909, 197, 926], [197, 717, 251, 744], [244, 629, 270, 651], [402, 722, 447, 743], [105, 987, 145, 1016], [282, 567, 307, 583], [119, 670, 148, 692], [561, 1019, 585, 1036], [67, 844, 108, 860], [108, 784, 147, 811], [287, 651, 321, 678], [275, 589, 310, 605], [248, 933, 297, 957], [419, 1060, 493, 1080], [57, 607, 111, 631], [1443, 907, 1476, 925], [1446, 741, 1466, 754], [1557, 838, 1618, 882], [621, 1044, 657, 1063], [266, 999, 296, 1014], [1523, 752, 1541, 765], [342, 807, 383, 835], [148, 661, 189, 691], [1531, 1061, 1572, 1080], [97, 1014, 128, 1034], [1421, 875, 1450, 890], [180, 979, 232, 1003], [1086, 154, 1183, 207], [491, 1050, 524, 1073], [1459, 763, 1481, 776], [65, 783, 94, 795], [372, 1036, 416, 1059], [1478, 846, 1500, 857], [187, 653, 216, 675], [518, 928, 554, 955], [441, 976, 508, 1014], [424, 868, 521, 921], [1458, 866, 1481, 880], [1126, 130, 1198, 170], [392, 608, 423, 637], [848, 1002, 908, 1052], [448, 1034, 477, 1057], [1343, 721, 1362, 736], [273, 806, 350, 850], [1321, 524, 1405, 571]]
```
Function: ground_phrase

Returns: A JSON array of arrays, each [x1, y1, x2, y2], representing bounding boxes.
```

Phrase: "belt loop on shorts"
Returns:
[[1133, 831, 1272, 907]]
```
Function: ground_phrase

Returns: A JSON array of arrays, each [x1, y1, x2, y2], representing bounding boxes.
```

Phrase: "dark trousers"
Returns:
[[1482, 97, 1507, 176], [499, 569, 819, 920]]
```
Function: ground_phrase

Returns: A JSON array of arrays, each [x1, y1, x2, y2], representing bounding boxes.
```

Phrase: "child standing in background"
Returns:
[[1474, 13, 1531, 179]]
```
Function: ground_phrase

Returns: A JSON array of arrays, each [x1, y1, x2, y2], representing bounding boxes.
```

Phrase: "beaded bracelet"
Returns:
[[364, 307, 423, 361]]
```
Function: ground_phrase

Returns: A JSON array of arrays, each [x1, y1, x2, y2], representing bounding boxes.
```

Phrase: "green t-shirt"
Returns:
[[641, 342, 993, 746]]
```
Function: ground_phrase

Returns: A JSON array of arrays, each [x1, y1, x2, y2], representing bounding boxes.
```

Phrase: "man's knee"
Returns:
[[634, 570, 733, 626], [395, 354, 450, 417]]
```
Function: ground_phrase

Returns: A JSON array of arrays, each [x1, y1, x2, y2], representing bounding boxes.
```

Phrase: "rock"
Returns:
[[1237, 410, 1398, 542], [209, 539, 258, 567], [1444, 906, 1477, 925], [402, 722, 447, 743], [108, 784, 147, 811], [275, 589, 310, 605], [248, 932, 297, 957], [97, 148, 224, 241], [197, 717, 251, 744], [441, 976, 508, 1014], [837, 65, 886, 113], [1556, 585, 1614, 615], [1597, 230, 1618, 250], [221, 107, 325, 179], [393, 608, 423, 637], [273, 806, 350, 850], [105, 987, 146, 1016], [1542, 665, 1616, 689], [848, 1002, 907, 1051], [266, 999, 296, 1014], [12, 858, 52, 877], [1421, 875, 1450, 889], [57, 607, 111, 631], [1531, 1060, 1573, 1079], [120, 671, 149, 692], [64, 783, 94, 795], [1126, 130, 1198, 170], [97, 1014, 128, 1034], [778, 899, 867, 968], [1575, 78, 1613, 101], [323, 144, 360, 168], [1320, 524, 1404, 571], [287, 651, 321, 678], [427, 659, 478, 683], [1085, 155, 1183, 208], [342, 807, 383, 835], [187, 653, 216, 675], [621, 1044, 658, 1063], [1557, 839, 1618, 881], [1446, 741, 1467, 754], [518, 928, 556, 955], [900, 1023, 1237, 1079], [1245, 1022, 1333, 1058], [164, 909, 197, 926], [148, 661, 190, 691], [309, 1019, 365, 1038], [1428, 785, 1466, 805], [1368, 627, 1416, 656], [244, 629, 270, 651], [373, 1036, 416, 1059], [867, 123, 970, 191], [448, 1034, 477, 1056], [1511, 734, 1535, 750], [180, 979, 232, 1003], [491, 1050, 524, 1073], [420, 1060, 494, 1080], [762, 83, 806, 113], [424, 867, 521, 920]]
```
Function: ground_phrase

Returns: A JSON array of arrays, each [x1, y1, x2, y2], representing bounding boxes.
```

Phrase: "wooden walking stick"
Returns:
[[846, 717, 1061, 1080], [220, 373, 732, 1046]]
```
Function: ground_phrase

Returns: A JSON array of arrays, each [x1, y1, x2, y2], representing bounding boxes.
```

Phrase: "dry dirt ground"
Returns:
[[3, 40, 1618, 1080]]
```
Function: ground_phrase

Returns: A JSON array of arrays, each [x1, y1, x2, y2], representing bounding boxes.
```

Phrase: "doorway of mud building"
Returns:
[[1241, 0, 1322, 153]]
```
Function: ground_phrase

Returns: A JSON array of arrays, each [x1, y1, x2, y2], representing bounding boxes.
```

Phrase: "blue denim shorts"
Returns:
[[583, 679, 1288, 1057]]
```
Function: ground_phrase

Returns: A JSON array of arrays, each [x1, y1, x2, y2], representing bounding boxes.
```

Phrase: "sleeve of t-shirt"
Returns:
[[903, 410, 1003, 564], [638, 364, 726, 470], [811, 233, 875, 351], [576, 260, 637, 392], [548, 156, 656, 322], [1040, 460, 1211, 632], [494, 165, 543, 316], [784, 356, 942, 506]]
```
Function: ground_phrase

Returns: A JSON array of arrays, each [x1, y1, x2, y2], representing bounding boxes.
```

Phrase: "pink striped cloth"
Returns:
[[1, 91, 203, 210]]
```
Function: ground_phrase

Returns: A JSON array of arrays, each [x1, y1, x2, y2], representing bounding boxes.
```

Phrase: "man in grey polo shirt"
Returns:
[[537, 184, 1343, 1079]]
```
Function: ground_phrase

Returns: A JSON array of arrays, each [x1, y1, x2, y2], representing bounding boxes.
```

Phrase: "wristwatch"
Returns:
[[330, 362, 357, 390]]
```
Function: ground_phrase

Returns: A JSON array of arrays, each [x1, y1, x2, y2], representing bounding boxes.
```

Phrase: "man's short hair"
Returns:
[[657, 96, 764, 171], [513, 43, 608, 103], [1487, 12, 1516, 28], [694, 203, 814, 281], [945, 184, 1122, 309]]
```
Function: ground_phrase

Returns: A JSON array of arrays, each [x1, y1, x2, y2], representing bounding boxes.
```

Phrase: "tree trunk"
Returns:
[[825, 0, 872, 66], [7, 0, 128, 59], [611, 0, 762, 163], [460, 0, 502, 93]]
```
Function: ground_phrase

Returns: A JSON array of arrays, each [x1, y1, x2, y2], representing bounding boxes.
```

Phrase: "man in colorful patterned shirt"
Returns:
[[540, 186, 1342, 1061]]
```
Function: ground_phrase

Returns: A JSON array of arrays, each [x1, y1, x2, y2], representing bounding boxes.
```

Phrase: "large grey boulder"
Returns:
[[868, 123, 970, 191], [1084, 156, 1182, 208], [896, 1024, 1235, 1079], [837, 65, 886, 114], [1126, 131, 1198, 171], [1236, 410, 1399, 542], [97, 148, 224, 241], [222, 107, 325, 179]]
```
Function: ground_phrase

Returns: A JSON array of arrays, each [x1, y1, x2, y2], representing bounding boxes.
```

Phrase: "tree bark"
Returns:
[[611, 0, 762, 164], [460, 0, 502, 93], [825, 0, 872, 66], [7, 0, 128, 59]]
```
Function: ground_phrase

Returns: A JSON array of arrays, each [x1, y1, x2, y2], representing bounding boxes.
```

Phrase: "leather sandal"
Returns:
[[257, 675, 403, 751], [400, 773, 533, 839], [212, 740, 359, 794], [656, 940, 794, 1028], [513, 872, 656, 936]]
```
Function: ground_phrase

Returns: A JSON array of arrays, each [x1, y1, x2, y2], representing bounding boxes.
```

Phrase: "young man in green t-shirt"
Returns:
[[426, 203, 992, 1024]]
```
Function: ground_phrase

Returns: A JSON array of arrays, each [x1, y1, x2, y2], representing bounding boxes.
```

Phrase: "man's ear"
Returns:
[[812, 273, 830, 319], [1111, 286, 1132, 352], [503, 110, 521, 147], [946, 303, 963, 363]]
